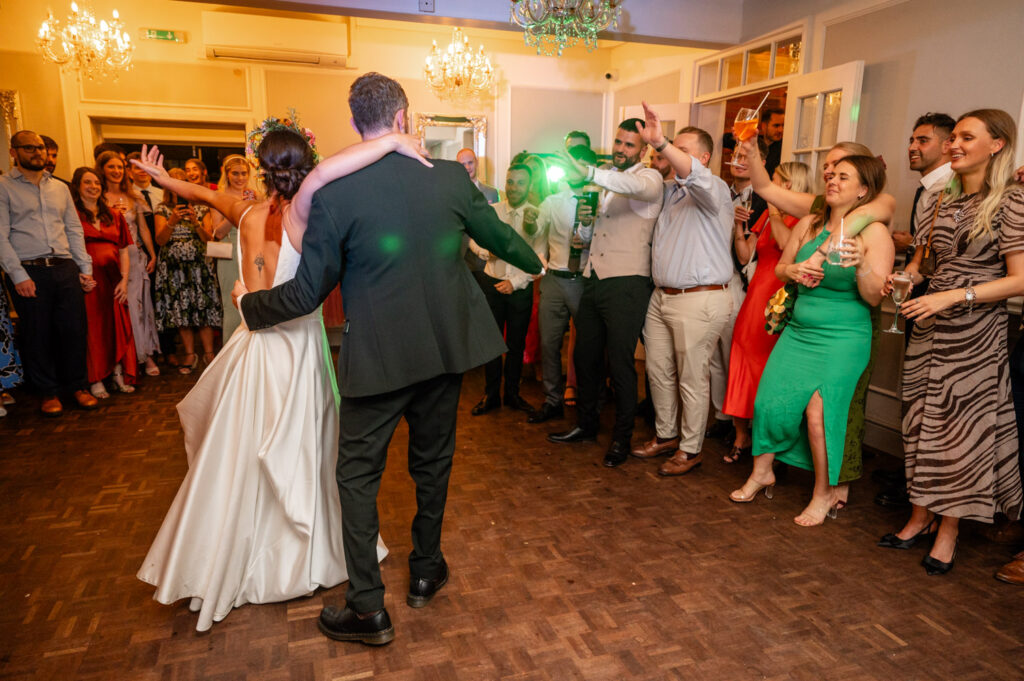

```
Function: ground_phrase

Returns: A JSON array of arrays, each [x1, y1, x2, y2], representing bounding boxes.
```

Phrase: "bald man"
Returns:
[[456, 148, 499, 203]]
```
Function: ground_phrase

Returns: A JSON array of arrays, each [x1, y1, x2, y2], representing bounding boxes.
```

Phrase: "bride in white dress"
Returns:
[[132, 123, 431, 631]]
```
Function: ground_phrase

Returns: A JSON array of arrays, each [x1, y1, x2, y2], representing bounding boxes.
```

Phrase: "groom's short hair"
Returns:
[[349, 72, 409, 136]]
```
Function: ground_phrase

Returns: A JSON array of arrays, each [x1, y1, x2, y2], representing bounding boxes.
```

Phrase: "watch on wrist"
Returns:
[[654, 139, 668, 152], [964, 284, 976, 313]]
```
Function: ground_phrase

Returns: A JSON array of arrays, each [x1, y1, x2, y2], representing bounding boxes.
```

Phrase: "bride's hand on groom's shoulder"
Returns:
[[391, 133, 433, 168]]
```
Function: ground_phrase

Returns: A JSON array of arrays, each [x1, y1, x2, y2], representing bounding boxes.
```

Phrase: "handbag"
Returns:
[[205, 241, 233, 259], [764, 282, 798, 335]]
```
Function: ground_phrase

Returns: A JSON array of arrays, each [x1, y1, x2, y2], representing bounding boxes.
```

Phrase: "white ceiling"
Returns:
[[199, 0, 745, 48]]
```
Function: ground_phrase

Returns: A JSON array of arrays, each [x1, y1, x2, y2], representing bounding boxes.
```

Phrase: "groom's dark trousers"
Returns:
[[240, 154, 543, 613]]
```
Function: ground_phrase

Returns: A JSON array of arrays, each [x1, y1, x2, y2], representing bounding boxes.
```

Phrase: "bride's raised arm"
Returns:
[[287, 133, 432, 249]]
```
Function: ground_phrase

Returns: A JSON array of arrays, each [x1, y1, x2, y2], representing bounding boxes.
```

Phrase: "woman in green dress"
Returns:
[[730, 156, 895, 526]]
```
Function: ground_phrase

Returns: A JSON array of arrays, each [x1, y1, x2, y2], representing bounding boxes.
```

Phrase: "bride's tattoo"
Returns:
[[255, 253, 265, 274]]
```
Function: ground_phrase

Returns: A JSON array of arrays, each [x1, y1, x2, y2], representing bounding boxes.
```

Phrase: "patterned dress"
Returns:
[[0, 288, 23, 390], [153, 204, 223, 331], [902, 186, 1024, 522]]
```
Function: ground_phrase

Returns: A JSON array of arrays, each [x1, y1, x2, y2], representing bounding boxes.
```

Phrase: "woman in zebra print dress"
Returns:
[[881, 109, 1024, 575]]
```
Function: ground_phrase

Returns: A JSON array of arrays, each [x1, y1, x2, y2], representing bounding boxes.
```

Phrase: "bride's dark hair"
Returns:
[[257, 129, 315, 200]]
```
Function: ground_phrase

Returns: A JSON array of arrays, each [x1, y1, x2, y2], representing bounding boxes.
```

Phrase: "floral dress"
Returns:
[[0, 289, 23, 390], [154, 204, 223, 331]]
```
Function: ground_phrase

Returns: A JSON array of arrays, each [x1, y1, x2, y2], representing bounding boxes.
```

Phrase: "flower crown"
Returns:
[[245, 108, 321, 165]]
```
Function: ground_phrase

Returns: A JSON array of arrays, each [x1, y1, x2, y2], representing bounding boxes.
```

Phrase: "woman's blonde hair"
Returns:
[[831, 141, 873, 158], [956, 109, 1017, 241], [774, 161, 810, 194], [217, 154, 252, 192]]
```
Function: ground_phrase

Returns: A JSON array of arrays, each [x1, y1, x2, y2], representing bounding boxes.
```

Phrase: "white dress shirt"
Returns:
[[536, 188, 587, 271], [469, 200, 544, 290]]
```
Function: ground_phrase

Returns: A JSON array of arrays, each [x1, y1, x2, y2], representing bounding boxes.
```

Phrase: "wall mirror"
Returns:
[[1, 90, 24, 175], [415, 113, 487, 177]]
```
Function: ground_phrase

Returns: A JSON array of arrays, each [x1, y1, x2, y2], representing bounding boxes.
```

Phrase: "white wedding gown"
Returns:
[[138, 214, 386, 631]]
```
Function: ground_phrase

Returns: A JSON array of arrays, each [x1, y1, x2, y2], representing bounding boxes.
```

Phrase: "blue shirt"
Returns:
[[0, 167, 91, 283], [650, 157, 734, 289]]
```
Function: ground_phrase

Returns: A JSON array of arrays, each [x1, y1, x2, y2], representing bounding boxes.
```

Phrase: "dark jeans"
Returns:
[[337, 372, 463, 613], [6, 259, 88, 395], [479, 273, 533, 401], [573, 273, 653, 444]]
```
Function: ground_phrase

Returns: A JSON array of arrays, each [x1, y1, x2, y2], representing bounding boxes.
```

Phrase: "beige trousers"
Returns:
[[643, 287, 734, 453]]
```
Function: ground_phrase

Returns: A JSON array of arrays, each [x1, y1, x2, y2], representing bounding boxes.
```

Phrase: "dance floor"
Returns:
[[1, 367, 1022, 681]]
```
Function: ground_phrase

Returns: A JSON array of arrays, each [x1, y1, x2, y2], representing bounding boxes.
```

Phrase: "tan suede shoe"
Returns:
[[658, 451, 703, 476], [630, 437, 680, 459]]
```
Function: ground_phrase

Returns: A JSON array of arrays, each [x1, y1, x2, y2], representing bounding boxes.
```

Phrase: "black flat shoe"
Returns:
[[878, 518, 938, 550], [548, 426, 597, 443], [318, 606, 395, 645], [603, 441, 629, 468], [528, 402, 563, 423], [408, 559, 449, 608], [471, 396, 500, 416], [922, 542, 957, 576]]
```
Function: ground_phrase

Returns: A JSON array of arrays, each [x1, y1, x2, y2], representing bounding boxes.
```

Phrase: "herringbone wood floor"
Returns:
[[1, 366, 1022, 681]]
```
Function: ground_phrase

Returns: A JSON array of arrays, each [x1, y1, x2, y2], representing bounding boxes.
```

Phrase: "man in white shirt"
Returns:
[[895, 112, 955, 254], [528, 145, 598, 424], [548, 118, 664, 467], [630, 105, 735, 476], [469, 163, 544, 416]]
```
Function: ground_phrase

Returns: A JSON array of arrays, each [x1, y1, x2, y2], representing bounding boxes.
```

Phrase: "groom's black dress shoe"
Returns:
[[318, 605, 395, 645], [471, 396, 500, 416], [407, 560, 449, 608], [547, 426, 597, 444]]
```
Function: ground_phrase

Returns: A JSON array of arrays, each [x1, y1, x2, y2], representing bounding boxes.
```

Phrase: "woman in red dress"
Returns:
[[71, 168, 138, 399], [722, 161, 810, 462]]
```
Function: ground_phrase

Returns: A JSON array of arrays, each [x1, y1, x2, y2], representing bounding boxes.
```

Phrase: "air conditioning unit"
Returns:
[[202, 11, 350, 68]]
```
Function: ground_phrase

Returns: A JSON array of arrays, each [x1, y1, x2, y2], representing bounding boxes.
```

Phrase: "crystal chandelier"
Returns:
[[424, 28, 494, 102], [37, 3, 135, 80], [510, 0, 623, 57]]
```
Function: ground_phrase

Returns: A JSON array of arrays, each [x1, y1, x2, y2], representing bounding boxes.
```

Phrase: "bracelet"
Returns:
[[815, 245, 828, 257], [654, 139, 669, 152], [855, 266, 872, 278]]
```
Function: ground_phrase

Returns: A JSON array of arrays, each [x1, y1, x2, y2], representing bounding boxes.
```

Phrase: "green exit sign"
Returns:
[[141, 28, 186, 43]]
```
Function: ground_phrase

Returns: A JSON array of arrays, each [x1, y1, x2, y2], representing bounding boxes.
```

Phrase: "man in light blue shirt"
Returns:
[[631, 105, 734, 475], [0, 130, 96, 415]]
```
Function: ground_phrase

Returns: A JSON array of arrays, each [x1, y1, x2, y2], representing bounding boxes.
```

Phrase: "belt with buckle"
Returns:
[[549, 270, 581, 279], [21, 256, 71, 268], [661, 284, 728, 295]]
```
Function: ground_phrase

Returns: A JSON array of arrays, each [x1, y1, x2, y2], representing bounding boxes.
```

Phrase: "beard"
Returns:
[[19, 158, 46, 172], [612, 152, 640, 171]]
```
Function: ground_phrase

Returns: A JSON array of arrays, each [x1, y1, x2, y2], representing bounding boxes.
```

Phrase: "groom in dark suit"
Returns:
[[238, 73, 543, 645]]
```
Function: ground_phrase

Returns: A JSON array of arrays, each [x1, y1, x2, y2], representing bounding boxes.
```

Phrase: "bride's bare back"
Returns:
[[239, 201, 289, 293]]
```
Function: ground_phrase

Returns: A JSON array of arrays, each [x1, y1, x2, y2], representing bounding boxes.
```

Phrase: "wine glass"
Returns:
[[884, 270, 914, 334], [726, 108, 760, 168], [826, 216, 846, 265]]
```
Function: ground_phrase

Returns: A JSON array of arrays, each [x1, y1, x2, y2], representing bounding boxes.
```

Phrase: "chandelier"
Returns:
[[424, 28, 494, 102], [37, 3, 135, 80], [510, 0, 623, 57]]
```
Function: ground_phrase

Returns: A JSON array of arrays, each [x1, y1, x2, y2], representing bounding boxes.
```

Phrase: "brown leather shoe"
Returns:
[[631, 437, 680, 459], [73, 390, 99, 410], [995, 552, 1024, 585], [40, 396, 63, 417], [658, 451, 703, 476]]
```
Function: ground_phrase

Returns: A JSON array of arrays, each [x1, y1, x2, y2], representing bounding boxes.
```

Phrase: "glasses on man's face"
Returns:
[[14, 144, 46, 152]]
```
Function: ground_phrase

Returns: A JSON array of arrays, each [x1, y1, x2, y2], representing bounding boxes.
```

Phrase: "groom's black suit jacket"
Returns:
[[240, 154, 543, 398]]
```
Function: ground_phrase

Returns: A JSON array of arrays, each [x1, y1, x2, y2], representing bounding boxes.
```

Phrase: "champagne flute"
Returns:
[[726, 108, 760, 169], [884, 270, 914, 334]]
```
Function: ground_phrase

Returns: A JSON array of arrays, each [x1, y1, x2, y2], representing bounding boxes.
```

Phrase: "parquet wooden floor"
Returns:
[[1, 367, 1022, 681]]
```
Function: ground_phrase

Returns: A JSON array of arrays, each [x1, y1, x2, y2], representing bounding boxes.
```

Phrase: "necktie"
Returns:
[[909, 185, 924, 236], [141, 189, 153, 211]]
